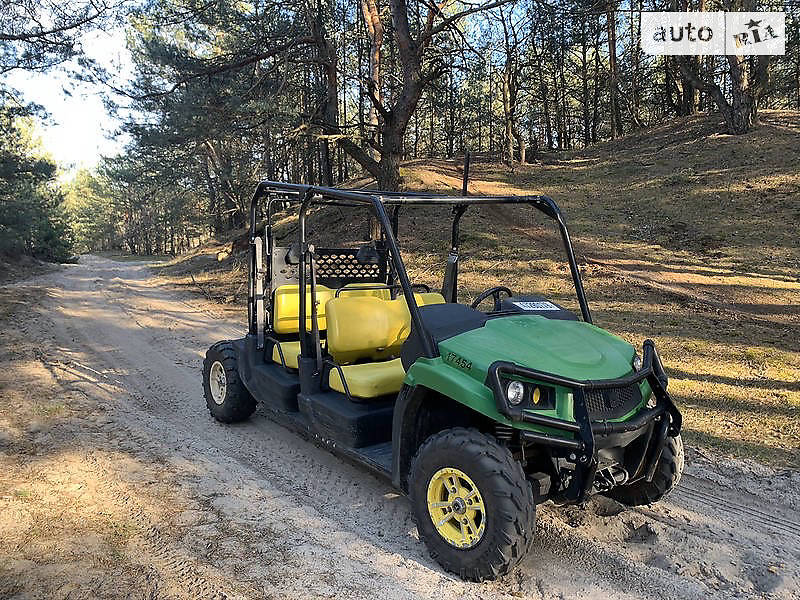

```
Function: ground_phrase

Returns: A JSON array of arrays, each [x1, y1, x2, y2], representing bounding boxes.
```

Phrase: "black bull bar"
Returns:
[[486, 339, 682, 503]]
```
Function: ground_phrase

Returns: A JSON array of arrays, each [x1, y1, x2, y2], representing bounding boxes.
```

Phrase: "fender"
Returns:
[[391, 357, 511, 491], [404, 357, 502, 420]]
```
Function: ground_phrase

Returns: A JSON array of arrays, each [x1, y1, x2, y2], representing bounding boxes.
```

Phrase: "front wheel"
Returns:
[[607, 433, 684, 506], [409, 428, 535, 581], [202, 341, 256, 423]]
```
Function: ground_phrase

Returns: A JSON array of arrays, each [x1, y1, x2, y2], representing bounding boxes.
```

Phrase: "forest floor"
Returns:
[[1, 255, 799, 599], [0, 255, 59, 284], [157, 110, 800, 467]]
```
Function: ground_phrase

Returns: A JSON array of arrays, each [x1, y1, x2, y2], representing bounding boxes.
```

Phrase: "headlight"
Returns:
[[506, 380, 526, 405], [632, 352, 643, 371]]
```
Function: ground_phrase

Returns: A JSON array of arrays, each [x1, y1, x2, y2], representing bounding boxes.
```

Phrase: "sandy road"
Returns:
[[3, 254, 799, 599]]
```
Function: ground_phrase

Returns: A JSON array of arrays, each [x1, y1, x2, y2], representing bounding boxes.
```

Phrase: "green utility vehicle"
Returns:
[[202, 170, 683, 581]]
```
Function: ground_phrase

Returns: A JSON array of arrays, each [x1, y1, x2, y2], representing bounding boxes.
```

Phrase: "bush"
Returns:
[[0, 101, 74, 263]]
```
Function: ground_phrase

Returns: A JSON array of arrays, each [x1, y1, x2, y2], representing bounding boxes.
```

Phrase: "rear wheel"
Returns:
[[203, 341, 256, 423], [409, 428, 535, 581], [608, 434, 684, 506]]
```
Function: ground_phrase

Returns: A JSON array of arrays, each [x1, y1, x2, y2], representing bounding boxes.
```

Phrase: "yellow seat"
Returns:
[[272, 340, 302, 369], [416, 292, 447, 306], [326, 296, 409, 364], [324, 292, 445, 398], [273, 284, 335, 334], [328, 358, 406, 398], [336, 282, 392, 300], [272, 283, 400, 334], [326, 293, 445, 364], [271, 284, 433, 371]]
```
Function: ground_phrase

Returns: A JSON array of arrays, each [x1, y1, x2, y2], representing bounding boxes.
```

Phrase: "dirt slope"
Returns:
[[156, 111, 800, 467], [1, 256, 799, 599]]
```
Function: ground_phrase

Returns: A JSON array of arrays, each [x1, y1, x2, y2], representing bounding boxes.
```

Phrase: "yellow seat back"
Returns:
[[273, 284, 335, 334], [416, 292, 446, 306], [336, 283, 392, 300], [326, 292, 445, 364]]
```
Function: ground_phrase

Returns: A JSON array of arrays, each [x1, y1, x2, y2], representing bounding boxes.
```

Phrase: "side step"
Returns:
[[234, 337, 300, 411], [299, 391, 393, 448], [357, 441, 393, 473]]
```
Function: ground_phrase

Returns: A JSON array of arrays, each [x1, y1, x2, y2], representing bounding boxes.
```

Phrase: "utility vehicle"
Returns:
[[202, 164, 683, 581]]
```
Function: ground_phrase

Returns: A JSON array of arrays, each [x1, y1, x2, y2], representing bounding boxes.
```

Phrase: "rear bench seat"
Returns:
[[271, 284, 334, 369], [270, 283, 392, 369], [326, 292, 445, 399]]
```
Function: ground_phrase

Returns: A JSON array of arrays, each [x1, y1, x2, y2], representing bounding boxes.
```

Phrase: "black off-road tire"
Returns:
[[409, 428, 536, 582], [202, 341, 257, 423], [608, 433, 684, 506]]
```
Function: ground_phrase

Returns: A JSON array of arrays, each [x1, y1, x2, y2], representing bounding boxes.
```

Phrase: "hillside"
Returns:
[[154, 111, 800, 467]]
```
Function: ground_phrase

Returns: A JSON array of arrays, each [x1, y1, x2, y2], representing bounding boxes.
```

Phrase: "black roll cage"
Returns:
[[246, 180, 593, 363]]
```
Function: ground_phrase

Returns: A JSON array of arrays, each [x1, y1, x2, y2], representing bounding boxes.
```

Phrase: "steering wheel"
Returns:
[[470, 286, 514, 312]]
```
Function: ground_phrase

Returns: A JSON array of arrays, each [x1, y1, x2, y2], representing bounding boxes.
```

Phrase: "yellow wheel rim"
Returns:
[[426, 467, 486, 549]]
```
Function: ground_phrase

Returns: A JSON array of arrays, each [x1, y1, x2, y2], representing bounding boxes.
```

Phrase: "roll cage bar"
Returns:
[[246, 179, 593, 364]]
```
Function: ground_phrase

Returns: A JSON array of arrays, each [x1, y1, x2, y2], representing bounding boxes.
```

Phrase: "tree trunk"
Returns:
[[361, 0, 383, 158], [488, 65, 494, 154], [677, 52, 770, 135], [378, 153, 402, 190], [591, 17, 601, 143], [630, 0, 643, 127], [580, 18, 591, 146], [516, 132, 526, 164], [447, 72, 456, 157], [606, 0, 622, 138], [203, 158, 221, 235], [501, 61, 515, 164], [541, 82, 553, 149], [726, 55, 759, 133], [313, 0, 496, 191], [558, 35, 570, 149], [505, 118, 514, 164], [552, 69, 563, 149]]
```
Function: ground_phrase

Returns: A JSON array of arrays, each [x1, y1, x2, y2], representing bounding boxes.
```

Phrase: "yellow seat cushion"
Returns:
[[272, 340, 302, 369], [328, 358, 406, 398], [273, 284, 335, 334]]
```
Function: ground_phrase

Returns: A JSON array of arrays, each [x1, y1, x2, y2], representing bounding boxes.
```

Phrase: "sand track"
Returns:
[[1, 255, 798, 599]]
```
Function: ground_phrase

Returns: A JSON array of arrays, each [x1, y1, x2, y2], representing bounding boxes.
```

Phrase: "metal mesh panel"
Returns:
[[314, 248, 387, 288], [584, 384, 642, 420]]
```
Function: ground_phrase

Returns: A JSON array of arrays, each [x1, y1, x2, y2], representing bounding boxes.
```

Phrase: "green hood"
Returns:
[[438, 315, 636, 382]]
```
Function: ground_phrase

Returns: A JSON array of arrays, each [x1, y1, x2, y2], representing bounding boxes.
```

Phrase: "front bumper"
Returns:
[[486, 339, 682, 503]]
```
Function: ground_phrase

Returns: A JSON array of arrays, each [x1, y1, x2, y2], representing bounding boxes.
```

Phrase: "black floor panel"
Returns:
[[299, 391, 394, 448]]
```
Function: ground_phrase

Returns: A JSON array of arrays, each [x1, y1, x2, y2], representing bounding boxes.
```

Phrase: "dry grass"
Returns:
[[153, 237, 249, 310], [156, 111, 800, 467], [0, 255, 59, 284]]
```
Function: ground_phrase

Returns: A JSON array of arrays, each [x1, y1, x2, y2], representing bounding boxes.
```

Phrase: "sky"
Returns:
[[5, 27, 134, 174]]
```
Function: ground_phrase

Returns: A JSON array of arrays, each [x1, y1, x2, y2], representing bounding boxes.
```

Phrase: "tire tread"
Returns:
[[409, 428, 535, 582], [608, 434, 684, 506], [202, 340, 256, 423]]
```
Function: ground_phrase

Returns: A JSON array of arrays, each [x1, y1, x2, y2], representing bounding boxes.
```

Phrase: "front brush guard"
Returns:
[[485, 339, 682, 503]]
